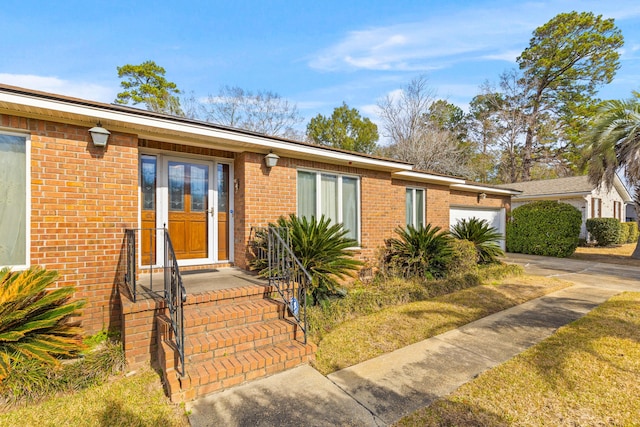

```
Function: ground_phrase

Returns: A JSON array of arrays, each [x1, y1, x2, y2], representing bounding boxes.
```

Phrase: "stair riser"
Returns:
[[183, 304, 284, 330], [185, 332, 299, 363]]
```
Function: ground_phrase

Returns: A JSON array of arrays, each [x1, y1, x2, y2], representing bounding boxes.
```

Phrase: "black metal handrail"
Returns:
[[124, 227, 186, 376], [163, 230, 187, 377], [267, 226, 312, 344]]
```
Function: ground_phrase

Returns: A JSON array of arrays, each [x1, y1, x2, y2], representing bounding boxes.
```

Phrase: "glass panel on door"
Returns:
[[140, 155, 157, 265], [168, 161, 209, 260], [217, 164, 229, 260]]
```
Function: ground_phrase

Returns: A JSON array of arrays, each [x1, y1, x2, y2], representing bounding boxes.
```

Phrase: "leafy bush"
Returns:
[[381, 225, 453, 280], [619, 222, 630, 244], [506, 201, 582, 257], [623, 222, 639, 243], [450, 217, 504, 263], [586, 217, 621, 246], [0, 339, 125, 407], [0, 268, 85, 382], [249, 215, 362, 304], [448, 239, 478, 275]]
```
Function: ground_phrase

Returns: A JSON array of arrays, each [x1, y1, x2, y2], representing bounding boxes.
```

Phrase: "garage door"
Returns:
[[450, 207, 506, 250]]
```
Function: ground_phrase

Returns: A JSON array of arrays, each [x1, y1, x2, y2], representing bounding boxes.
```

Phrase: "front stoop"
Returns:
[[156, 284, 317, 402]]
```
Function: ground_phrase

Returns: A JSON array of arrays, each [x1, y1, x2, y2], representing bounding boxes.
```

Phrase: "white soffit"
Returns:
[[393, 170, 465, 185], [451, 183, 519, 195], [0, 89, 413, 172]]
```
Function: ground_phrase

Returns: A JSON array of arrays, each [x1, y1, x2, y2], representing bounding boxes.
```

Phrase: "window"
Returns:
[[406, 188, 425, 228], [613, 201, 622, 221], [0, 132, 28, 267], [591, 197, 602, 218], [297, 170, 360, 242]]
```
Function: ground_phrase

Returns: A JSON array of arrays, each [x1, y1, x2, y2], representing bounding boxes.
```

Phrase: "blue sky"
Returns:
[[2, 0, 640, 133]]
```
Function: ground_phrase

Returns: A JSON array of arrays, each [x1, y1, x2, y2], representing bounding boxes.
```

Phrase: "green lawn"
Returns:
[[313, 274, 571, 375], [0, 368, 188, 427], [395, 292, 640, 426]]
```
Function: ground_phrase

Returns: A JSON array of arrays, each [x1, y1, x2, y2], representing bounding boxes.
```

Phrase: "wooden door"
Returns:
[[168, 161, 209, 260], [217, 164, 229, 260]]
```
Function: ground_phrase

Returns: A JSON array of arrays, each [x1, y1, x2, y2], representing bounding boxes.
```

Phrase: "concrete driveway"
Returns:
[[505, 252, 640, 292]]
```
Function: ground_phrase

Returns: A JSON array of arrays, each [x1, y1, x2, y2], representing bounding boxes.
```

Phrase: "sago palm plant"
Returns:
[[450, 217, 504, 264], [0, 267, 85, 382], [383, 224, 453, 280], [250, 215, 362, 304]]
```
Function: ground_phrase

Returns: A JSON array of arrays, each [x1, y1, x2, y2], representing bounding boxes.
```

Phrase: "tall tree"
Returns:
[[201, 85, 304, 138], [377, 76, 471, 177], [516, 11, 623, 181], [306, 103, 379, 154], [585, 93, 640, 258], [115, 60, 182, 115]]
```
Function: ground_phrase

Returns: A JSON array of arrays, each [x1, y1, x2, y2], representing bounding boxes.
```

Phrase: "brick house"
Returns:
[[0, 84, 516, 400]]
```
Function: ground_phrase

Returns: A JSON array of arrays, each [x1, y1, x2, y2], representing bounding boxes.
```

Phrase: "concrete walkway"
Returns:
[[186, 255, 640, 426]]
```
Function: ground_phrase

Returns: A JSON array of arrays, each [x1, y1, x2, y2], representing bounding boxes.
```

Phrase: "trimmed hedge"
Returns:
[[623, 222, 639, 243], [586, 217, 621, 246], [506, 201, 581, 257], [619, 222, 630, 244]]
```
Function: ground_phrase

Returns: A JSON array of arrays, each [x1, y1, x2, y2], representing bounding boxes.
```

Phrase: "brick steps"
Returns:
[[157, 285, 316, 402]]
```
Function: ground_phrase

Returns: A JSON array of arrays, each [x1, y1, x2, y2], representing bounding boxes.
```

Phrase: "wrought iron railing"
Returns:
[[163, 230, 187, 377], [267, 226, 312, 344], [124, 227, 186, 376]]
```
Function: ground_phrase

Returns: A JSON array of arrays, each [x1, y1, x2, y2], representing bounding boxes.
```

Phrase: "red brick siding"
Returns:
[[1, 113, 139, 334]]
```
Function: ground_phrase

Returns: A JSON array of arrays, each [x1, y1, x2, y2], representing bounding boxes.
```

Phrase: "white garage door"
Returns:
[[450, 207, 506, 250]]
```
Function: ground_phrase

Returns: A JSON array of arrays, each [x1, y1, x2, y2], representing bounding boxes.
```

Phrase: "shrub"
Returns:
[[619, 222, 630, 244], [450, 217, 504, 263], [381, 224, 453, 280], [0, 339, 125, 407], [586, 217, 621, 246], [448, 239, 478, 275], [248, 215, 362, 304], [0, 268, 85, 382], [506, 201, 582, 257], [624, 222, 639, 243]]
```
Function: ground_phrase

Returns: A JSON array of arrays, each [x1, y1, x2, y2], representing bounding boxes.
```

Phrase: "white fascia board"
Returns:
[[613, 175, 633, 202], [451, 183, 519, 195], [0, 91, 413, 172], [393, 170, 465, 185]]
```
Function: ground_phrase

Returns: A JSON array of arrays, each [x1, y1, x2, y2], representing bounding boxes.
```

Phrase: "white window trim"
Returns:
[[406, 187, 425, 228], [297, 168, 361, 245], [0, 129, 30, 269]]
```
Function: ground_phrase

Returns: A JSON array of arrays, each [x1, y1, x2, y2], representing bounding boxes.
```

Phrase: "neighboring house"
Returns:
[[498, 175, 633, 239], [0, 84, 518, 400]]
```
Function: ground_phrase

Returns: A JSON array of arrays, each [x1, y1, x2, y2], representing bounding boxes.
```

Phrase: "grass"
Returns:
[[313, 272, 571, 375], [571, 242, 640, 266], [0, 367, 189, 427], [395, 291, 640, 426]]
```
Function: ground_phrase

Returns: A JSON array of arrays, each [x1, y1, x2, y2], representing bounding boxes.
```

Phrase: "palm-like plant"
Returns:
[[450, 217, 504, 264], [383, 224, 453, 280], [250, 215, 362, 304], [0, 267, 85, 381], [586, 95, 640, 259]]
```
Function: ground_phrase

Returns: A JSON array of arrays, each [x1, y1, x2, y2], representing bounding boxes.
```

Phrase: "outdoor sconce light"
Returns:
[[89, 122, 110, 147], [478, 192, 487, 202], [264, 151, 280, 168]]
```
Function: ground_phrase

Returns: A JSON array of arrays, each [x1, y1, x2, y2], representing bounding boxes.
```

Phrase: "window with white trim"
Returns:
[[0, 132, 28, 267], [406, 188, 425, 228], [297, 170, 360, 242]]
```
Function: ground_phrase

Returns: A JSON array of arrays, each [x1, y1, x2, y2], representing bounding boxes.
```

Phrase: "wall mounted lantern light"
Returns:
[[89, 122, 111, 147], [478, 192, 487, 202], [264, 152, 280, 168]]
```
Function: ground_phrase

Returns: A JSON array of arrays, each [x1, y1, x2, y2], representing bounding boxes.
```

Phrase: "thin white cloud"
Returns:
[[308, 0, 640, 73], [0, 74, 115, 103]]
